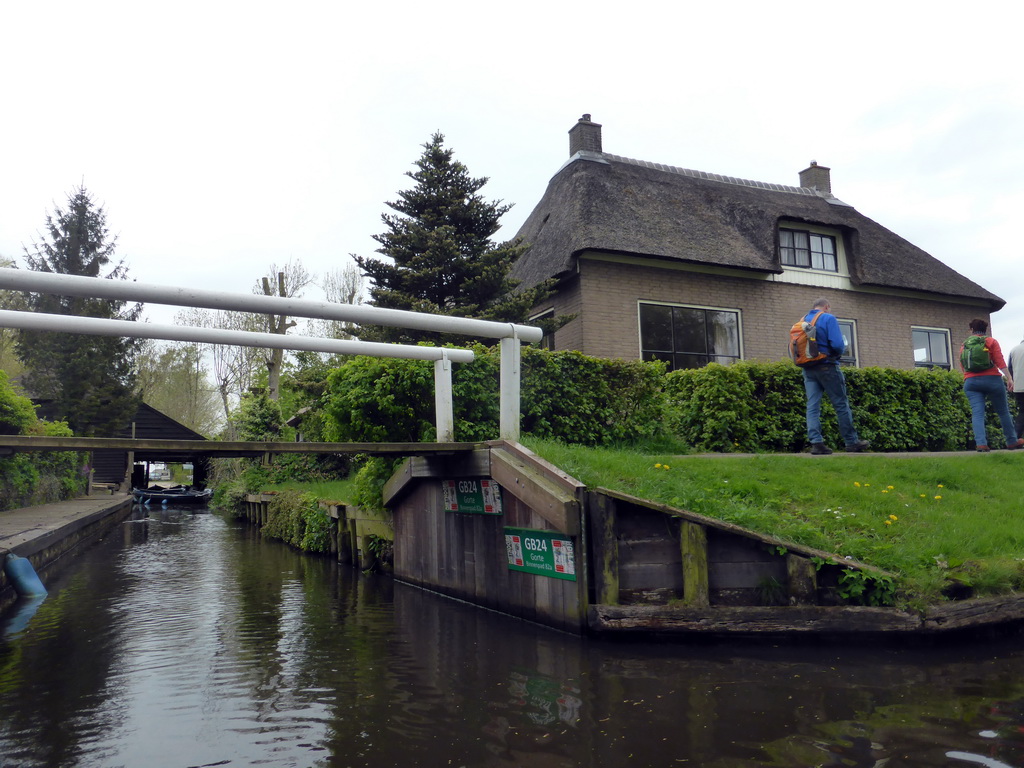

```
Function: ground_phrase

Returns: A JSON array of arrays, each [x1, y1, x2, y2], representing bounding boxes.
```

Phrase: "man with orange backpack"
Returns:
[[794, 297, 870, 456]]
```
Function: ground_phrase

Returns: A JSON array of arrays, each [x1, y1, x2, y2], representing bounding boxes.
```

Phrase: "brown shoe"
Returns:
[[1007, 439, 1024, 450], [977, 445, 991, 452]]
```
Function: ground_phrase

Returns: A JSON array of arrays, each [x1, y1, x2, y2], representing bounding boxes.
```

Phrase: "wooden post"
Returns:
[[588, 492, 620, 605], [680, 522, 709, 607], [787, 554, 818, 605]]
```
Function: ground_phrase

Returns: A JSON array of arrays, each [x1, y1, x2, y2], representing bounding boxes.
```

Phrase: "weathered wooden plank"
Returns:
[[708, 560, 785, 590], [920, 596, 1024, 631], [490, 449, 580, 535], [383, 450, 494, 506], [619, 561, 682, 590], [680, 522, 709, 607], [486, 440, 587, 497], [0, 435, 482, 456], [708, 535, 778, 563], [589, 604, 922, 633]]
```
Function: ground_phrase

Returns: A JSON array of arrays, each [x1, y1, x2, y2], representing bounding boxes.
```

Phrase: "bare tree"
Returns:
[[304, 259, 365, 341], [256, 259, 312, 400], [174, 306, 264, 426]]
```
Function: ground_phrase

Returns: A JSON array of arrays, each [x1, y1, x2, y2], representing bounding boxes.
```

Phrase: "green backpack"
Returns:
[[960, 335, 992, 372]]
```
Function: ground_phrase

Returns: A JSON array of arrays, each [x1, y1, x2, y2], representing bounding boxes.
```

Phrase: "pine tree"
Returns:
[[17, 185, 142, 436], [354, 133, 550, 344]]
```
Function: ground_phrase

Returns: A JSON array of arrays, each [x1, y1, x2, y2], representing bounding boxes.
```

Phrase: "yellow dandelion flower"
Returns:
[[881, 489, 889, 494], [889, 515, 898, 521], [663, 465, 671, 470], [938, 484, 944, 488], [920, 494, 927, 498], [934, 495, 942, 500], [854, 482, 861, 487], [887, 485, 895, 490], [654, 463, 662, 468], [865, 483, 871, 487], [885, 520, 892, 526]]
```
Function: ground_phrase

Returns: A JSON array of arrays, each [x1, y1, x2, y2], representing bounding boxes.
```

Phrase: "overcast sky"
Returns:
[[2, 1, 1022, 349]]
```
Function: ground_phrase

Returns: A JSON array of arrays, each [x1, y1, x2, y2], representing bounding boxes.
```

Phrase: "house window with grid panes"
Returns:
[[912, 327, 951, 369], [639, 303, 740, 371], [836, 319, 858, 366], [780, 228, 838, 272]]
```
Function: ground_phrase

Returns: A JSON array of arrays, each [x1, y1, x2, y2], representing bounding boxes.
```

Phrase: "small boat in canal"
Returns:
[[132, 485, 212, 505]]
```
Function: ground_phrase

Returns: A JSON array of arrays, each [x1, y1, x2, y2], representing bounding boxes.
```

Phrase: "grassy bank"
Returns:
[[255, 478, 356, 504], [524, 438, 1024, 605]]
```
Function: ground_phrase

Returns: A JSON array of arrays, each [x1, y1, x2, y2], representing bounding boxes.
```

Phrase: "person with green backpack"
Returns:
[[959, 318, 1023, 452]]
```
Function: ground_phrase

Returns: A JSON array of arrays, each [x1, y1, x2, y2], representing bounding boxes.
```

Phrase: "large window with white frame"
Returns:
[[836, 319, 858, 366], [779, 227, 839, 272], [912, 327, 951, 369], [639, 302, 741, 371]]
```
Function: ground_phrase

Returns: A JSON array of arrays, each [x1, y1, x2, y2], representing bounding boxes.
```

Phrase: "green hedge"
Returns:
[[319, 347, 993, 453], [0, 414, 88, 511], [665, 362, 976, 453], [322, 346, 668, 447]]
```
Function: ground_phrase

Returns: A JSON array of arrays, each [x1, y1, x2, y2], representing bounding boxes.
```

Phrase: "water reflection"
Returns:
[[2, 507, 1024, 766]]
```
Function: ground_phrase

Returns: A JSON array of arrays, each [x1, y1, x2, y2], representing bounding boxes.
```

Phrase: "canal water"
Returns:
[[3, 507, 1024, 768]]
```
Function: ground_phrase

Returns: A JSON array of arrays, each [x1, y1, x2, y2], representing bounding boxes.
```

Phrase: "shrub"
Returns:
[[0, 370, 36, 435], [0, 372, 87, 510], [322, 346, 673, 447], [260, 490, 334, 554]]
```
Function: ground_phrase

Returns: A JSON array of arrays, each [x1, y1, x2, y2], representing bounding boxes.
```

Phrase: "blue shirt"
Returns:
[[803, 309, 845, 361]]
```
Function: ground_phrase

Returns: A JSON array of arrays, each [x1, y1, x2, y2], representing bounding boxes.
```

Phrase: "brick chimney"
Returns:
[[799, 161, 832, 194], [568, 114, 602, 156]]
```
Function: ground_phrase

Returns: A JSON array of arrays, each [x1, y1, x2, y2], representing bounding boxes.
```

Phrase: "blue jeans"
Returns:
[[963, 375, 1017, 447], [803, 363, 860, 445]]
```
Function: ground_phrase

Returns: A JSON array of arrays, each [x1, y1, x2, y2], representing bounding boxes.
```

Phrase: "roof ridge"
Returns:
[[597, 152, 834, 199]]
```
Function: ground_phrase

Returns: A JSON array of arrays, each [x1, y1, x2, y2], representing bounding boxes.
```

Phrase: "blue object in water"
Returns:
[[3, 553, 48, 597]]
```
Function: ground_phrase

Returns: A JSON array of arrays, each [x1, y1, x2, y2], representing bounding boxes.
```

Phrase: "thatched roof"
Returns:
[[510, 151, 1004, 310]]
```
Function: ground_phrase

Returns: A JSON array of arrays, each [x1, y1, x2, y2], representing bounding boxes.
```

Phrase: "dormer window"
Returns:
[[780, 228, 838, 272]]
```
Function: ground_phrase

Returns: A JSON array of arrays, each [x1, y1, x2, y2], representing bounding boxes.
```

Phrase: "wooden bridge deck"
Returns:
[[0, 435, 481, 458]]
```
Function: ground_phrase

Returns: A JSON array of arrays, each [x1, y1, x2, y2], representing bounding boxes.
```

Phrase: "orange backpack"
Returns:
[[790, 310, 828, 367]]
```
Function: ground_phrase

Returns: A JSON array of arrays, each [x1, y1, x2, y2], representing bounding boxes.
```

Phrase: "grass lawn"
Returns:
[[258, 477, 357, 505], [524, 438, 1024, 605]]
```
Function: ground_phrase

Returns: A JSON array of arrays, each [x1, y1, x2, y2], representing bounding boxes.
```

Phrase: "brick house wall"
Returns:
[[542, 256, 992, 371]]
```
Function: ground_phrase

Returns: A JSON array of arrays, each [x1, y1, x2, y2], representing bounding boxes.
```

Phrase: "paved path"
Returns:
[[0, 492, 133, 556]]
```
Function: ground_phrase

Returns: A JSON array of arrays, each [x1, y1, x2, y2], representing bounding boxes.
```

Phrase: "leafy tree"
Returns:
[[230, 390, 284, 442], [0, 256, 27, 378], [17, 185, 142, 436], [354, 133, 553, 344]]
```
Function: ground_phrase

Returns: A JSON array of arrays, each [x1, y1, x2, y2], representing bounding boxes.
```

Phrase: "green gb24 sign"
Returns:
[[504, 527, 576, 581], [442, 478, 502, 515]]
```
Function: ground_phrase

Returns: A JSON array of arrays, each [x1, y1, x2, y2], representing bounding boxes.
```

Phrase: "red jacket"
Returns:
[[961, 335, 1006, 378]]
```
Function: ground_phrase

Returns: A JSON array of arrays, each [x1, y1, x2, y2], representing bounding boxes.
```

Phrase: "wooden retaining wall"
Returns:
[[245, 443, 1020, 637], [240, 493, 393, 570], [384, 441, 588, 633], [383, 442, 905, 636]]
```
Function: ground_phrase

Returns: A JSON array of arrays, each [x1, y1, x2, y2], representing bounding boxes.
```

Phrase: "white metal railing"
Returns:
[[0, 268, 541, 441]]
